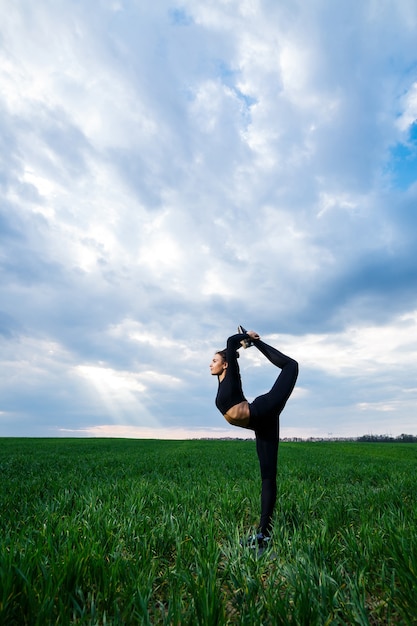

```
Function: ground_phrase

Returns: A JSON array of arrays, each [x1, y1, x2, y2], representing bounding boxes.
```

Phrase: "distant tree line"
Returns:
[[356, 433, 417, 443], [203, 434, 417, 443], [280, 434, 417, 443]]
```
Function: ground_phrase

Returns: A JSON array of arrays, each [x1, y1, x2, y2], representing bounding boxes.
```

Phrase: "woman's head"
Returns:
[[209, 349, 239, 377]]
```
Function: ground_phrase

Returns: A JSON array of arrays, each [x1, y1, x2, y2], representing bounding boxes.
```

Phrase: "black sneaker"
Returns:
[[241, 532, 271, 556], [237, 325, 253, 349]]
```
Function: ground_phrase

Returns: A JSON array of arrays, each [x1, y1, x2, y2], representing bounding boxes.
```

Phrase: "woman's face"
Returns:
[[210, 353, 227, 377]]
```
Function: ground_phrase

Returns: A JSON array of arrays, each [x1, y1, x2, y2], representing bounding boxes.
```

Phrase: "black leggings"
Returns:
[[248, 340, 298, 536]]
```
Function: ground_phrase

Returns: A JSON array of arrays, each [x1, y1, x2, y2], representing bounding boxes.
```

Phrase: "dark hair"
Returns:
[[216, 349, 239, 362]]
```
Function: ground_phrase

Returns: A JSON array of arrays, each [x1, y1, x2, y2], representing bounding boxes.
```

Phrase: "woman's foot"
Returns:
[[237, 325, 253, 349], [240, 532, 272, 556]]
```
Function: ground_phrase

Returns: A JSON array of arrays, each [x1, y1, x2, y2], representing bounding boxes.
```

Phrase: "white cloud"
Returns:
[[396, 82, 417, 133], [291, 310, 417, 376]]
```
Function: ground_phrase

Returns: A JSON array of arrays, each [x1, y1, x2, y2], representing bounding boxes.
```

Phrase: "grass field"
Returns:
[[0, 438, 416, 625]]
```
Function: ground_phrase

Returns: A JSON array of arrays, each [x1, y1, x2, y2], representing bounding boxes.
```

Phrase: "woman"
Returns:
[[210, 326, 298, 551]]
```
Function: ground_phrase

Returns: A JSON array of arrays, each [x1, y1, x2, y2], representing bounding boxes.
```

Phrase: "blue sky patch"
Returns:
[[387, 121, 417, 189]]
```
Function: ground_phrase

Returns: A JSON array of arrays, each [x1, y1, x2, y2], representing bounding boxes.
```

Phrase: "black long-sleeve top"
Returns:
[[215, 333, 248, 414]]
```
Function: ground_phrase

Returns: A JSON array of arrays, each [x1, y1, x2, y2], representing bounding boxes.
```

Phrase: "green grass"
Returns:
[[0, 438, 416, 625]]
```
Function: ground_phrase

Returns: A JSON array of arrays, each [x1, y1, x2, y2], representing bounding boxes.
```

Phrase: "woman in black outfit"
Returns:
[[210, 326, 298, 550]]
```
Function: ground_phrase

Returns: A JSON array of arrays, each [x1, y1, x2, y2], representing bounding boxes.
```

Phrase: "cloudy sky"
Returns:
[[1, 0, 417, 440]]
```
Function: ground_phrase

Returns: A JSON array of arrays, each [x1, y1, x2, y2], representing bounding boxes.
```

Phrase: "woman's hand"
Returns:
[[247, 330, 260, 340]]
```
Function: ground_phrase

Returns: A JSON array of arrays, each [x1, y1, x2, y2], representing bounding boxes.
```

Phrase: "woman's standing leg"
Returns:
[[255, 420, 279, 537]]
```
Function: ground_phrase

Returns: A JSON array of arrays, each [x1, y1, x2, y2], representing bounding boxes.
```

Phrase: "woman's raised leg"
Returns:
[[250, 340, 298, 420]]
